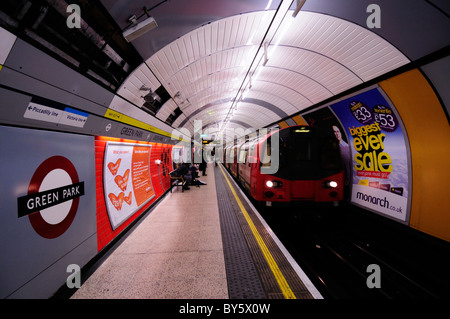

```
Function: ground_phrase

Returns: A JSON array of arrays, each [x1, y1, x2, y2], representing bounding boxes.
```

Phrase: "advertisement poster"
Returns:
[[329, 87, 410, 223], [104, 142, 155, 229]]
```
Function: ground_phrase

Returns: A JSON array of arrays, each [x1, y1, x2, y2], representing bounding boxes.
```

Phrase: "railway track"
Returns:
[[223, 164, 450, 299], [257, 203, 450, 299]]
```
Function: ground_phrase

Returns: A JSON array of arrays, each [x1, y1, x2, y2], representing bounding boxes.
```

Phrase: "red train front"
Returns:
[[225, 125, 344, 206]]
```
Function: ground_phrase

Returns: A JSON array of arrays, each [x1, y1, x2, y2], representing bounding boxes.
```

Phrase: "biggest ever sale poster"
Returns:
[[329, 87, 411, 223], [103, 142, 155, 230]]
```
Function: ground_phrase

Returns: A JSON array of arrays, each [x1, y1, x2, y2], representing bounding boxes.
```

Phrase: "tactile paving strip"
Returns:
[[215, 165, 314, 299], [215, 166, 267, 299]]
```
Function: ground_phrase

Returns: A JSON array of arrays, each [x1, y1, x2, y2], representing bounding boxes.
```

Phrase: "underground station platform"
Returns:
[[68, 164, 321, 300]]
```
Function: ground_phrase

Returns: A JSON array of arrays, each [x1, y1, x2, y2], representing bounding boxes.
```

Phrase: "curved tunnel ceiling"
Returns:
[[115, 2, 412, 137]]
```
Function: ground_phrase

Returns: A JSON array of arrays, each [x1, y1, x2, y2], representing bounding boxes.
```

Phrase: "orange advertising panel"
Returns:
[[103, 142, 155, 230], [131, 146, 154, 206], [379, 69, 450, 241], [277, 121, 289, 129], [292, 115, 309, 126]]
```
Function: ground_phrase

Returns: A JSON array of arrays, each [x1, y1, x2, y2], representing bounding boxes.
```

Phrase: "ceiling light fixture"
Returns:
[[220, 0, 301, 132], [122, 4, 162, 42], [262, 41, 269, 66], [123, 15, 158, 42]]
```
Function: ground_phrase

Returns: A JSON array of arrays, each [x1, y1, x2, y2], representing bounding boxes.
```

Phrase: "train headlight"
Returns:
[[324, 180, 338, 188], [265, 180, 283, 188]]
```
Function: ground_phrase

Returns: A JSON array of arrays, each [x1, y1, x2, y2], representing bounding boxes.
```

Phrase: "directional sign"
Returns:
[[59, 107, 89, 128], [24, 101, 88, 128], [24, 102, 62, 124]]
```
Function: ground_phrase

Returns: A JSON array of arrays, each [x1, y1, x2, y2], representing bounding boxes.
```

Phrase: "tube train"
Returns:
[[223, 125, 344, 206]]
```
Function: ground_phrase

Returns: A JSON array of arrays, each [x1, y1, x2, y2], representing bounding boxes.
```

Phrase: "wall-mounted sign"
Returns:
[[103, 142, 155, 229], [24, 99, 88, 128], [17, 156, 85, 239]]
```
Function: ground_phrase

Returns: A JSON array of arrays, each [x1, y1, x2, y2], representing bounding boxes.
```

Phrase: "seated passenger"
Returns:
[[173, 163, 192, 190], [189, 164, 207, 186], [189, 164, 199, 179]]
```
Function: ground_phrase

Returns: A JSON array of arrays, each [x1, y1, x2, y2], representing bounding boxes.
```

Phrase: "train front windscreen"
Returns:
[[265, 127, 342, 180]]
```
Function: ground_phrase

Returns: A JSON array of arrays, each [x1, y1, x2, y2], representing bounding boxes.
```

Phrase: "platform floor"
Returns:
[[71, 164, 321, 299], [71, 165, 227, 299]]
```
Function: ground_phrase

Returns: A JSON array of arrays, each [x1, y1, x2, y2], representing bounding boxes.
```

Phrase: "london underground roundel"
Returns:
[[18, 156, 85, 239]]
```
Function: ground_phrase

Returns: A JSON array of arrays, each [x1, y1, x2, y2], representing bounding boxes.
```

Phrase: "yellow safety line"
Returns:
[[218, 165, 296, 299]]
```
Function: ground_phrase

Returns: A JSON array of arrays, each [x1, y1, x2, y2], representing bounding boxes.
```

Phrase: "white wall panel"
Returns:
[[109, 95, 173, 134]]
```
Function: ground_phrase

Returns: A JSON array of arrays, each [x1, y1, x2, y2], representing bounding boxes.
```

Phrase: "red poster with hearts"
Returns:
[[103, 142, 155, 230]]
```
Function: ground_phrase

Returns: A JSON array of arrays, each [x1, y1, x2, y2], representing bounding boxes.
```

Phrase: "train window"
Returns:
[[290, 133, 311, 162], [248, 145, 257, 165], [239, 150, 247, 163], [260, 138, 271, 168], [319, 138, 341, 170]]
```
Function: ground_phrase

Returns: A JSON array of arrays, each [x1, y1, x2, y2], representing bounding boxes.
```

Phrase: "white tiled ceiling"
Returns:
[[115, 9, 410, 135]]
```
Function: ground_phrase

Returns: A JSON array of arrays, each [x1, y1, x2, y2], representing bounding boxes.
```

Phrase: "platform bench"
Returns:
[[169, 170, 186, 192]]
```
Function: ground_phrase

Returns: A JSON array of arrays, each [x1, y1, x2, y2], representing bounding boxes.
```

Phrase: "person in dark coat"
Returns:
[[199, 156, 207, 176], [173, 163, 192, 190]]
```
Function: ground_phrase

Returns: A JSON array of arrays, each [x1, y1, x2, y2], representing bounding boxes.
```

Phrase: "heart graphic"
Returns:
[[124, 191, 132, 205], [108, 192, 124, 211], [107, 158, 121, 176], [114, 169, 130, 191]]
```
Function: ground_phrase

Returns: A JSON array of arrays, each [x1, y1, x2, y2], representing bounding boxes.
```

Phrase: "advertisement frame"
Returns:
[[330, 85, 412, 225], [103, 141, 156, 230], [375, 86, 412, 225]]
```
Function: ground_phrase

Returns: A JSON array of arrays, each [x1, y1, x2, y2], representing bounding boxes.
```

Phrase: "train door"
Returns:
[[238, 142, 251, 190], [230, 144, 239, 178]]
